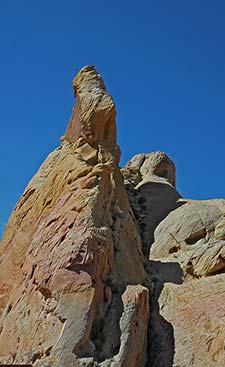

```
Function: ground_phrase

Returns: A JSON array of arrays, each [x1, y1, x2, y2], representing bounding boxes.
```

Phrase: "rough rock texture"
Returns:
[[159, 275, 225, 367], [0, 66, 149, 366], [123, 153, 225, 367], [1, 65, 225, 367], [65, 66, 117, 153], [147, 199, 225, 367], [122, 152, 182, 256], [151, 199, 225, 278], [123, 152, 176, 187]]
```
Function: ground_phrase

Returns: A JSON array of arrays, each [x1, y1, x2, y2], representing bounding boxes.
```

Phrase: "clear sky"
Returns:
[[1, 1, 225, 238]]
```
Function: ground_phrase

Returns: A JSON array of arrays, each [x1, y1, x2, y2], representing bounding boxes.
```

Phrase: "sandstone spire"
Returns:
[[0, 67, 148, 366], [65, 65, 117, 149], [1, 65, 225, 367]]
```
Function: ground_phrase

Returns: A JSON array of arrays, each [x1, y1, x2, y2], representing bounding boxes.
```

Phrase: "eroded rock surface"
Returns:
[[146, 199, 225, 366], [1, 65, 225, 367], [151, 199, 225, 278], [123, 151, 225, 367], [0, 66, 148, 366], [159, 275, 225, 367], [122, 152, 182, 256]]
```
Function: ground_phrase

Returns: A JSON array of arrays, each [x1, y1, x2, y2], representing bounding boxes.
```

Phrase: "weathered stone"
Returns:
[[1, 64, 225, 367], [0, 66, 148, 366], [123, 151, 176, 187], [159, 275, 225, 367], [122, 152, 182, 256], [147, 199, 225, 366], [123, 150, 225, 366], [100, 285, 149, 367], [65, 66, 118, 155], [150, 199, 225, 278], [215, 215, 225, 240]]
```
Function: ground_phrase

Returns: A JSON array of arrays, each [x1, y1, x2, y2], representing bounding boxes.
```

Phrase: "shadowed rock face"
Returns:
[[1, 65, 225, 367], [0, 66, 149, 367]]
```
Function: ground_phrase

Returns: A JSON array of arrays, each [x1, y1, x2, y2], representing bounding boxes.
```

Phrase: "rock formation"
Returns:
[[0, 66, 148, 366], [124, 154, 225, 366], [0, 65, 225, 366], [122, 152, 182, 256]]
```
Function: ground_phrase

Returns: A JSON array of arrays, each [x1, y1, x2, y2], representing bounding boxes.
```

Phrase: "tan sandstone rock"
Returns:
[[147, 195, 225, 367], [159, 275, 225, 367], [1, 64, 225, 367], [123, 151, 176, 187], [0, 66, 149, 367], [150, 199, 225, 278], [122, 152, 182, 256], [123, 151, 225, 367]]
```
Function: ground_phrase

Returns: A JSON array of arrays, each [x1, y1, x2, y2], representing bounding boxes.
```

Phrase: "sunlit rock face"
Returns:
[[1, 65, 225, 367], [0, 66, 148, 367]]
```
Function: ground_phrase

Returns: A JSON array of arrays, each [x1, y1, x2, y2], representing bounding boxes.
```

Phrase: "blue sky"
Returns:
[[0, 1, 225, 238]]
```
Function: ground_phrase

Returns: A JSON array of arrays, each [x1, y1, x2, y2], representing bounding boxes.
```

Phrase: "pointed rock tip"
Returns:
[[65, 65, 119, 159], [72, 65, 106, 96]]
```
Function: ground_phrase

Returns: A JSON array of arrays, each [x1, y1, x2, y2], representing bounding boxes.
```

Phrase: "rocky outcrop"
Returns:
[[151, 199, 225, 277], [0, 66, 149, 366], [122, 152, 182, 256], [1, 65, 225, 367], [158, 274, 225, 367], [147, 199, 225, 367], [122, 152, 225, 366]]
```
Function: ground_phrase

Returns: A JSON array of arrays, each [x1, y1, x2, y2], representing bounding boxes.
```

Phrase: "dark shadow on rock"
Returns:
[[145, 260, 184, 367], [137, 182, 186, 256], [149, 260, 184, 285], [124, 179, 186, 366], [90, 292, 124, 362]]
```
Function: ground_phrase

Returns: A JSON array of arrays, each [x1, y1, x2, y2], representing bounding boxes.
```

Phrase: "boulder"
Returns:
[[122, 152, 182, 256], [150, 199, 225, 278]]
